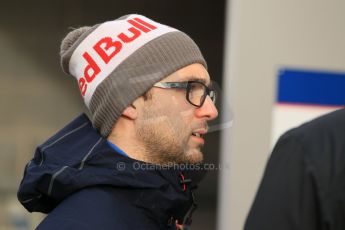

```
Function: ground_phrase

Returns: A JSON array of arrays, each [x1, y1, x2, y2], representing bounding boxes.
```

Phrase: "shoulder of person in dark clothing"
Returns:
[[245, 108, 345, 230]]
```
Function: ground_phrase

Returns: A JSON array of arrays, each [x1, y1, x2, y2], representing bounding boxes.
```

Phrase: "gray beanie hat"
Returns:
[[60, 14, 207, 137]]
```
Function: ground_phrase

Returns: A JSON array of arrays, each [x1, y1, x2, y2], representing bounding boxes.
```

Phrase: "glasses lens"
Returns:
[[188, 82, 207, 106], [210, 90, 217, 104]]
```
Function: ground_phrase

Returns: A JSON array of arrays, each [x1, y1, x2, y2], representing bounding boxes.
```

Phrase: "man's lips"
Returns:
[[191, 129, 208, 138]]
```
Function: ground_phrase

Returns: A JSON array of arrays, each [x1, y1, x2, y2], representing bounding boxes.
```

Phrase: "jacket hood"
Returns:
[[17, 113, 206, 219]]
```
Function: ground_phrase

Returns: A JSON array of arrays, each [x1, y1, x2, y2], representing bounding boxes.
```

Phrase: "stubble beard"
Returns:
[[136, 108, 204, 165]]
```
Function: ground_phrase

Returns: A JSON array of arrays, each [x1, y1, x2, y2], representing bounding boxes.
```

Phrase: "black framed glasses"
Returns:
[[153, 80, 217, 107]]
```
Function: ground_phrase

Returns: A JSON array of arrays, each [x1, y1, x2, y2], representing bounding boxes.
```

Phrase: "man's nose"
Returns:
[[195, 96, 218, 120]]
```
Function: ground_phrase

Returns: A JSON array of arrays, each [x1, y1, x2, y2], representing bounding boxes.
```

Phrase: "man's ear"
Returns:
[[122, 96, 146, 120], [122, 104, 138, 120]]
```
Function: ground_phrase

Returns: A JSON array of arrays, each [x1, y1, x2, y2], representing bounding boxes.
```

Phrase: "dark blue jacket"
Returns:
[[17, 114, 205, 229]]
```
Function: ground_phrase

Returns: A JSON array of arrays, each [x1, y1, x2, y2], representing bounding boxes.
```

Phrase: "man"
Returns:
[[245, 108, 345, 230], [17, 14, 218, 229]]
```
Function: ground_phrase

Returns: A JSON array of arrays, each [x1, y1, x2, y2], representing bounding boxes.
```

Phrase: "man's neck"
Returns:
[[107, 130, 151, 163]]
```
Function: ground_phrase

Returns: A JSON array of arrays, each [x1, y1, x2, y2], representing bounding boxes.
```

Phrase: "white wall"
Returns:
[[218, 1, 345, 229]]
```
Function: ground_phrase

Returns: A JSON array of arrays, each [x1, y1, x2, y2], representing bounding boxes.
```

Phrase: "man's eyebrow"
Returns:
[[183, 76, 211, 86]]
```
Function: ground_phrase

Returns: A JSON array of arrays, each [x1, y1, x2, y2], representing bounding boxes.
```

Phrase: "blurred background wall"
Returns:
[[219, 0, 345, 229], [0, 1, 225, 229]]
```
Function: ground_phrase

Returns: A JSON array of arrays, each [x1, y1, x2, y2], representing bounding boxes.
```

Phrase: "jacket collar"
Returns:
[[17, 113, 206, 228]]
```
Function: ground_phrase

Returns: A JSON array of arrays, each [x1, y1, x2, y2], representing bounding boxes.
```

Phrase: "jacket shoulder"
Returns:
[[284, 108, 345, 141], [275, 108, 345, 178], [36, 186, 159, 230]]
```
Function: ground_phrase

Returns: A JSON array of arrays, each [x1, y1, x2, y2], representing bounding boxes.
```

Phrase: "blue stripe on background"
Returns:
[[277, 68, 345, 106]]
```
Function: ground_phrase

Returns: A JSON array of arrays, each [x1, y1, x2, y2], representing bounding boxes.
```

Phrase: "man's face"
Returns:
[[136, 63, 218, 164]]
